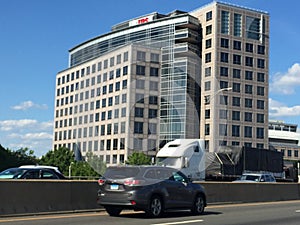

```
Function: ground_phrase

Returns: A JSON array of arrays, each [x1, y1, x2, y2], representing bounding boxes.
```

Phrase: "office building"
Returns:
[[191, 2, 269, 151], [53, 1, 269, 165]]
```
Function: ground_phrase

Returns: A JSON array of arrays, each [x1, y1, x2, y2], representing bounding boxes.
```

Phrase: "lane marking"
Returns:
[[296, 210, 300, 213], [151, 219, 204, 225], [0, 212, 102, 223]]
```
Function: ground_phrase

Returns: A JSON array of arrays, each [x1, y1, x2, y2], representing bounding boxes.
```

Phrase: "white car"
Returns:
[[233, 173, 276, 183]]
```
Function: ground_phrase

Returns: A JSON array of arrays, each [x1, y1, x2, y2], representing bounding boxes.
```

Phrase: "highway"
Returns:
[[1, 200, 300, 225]]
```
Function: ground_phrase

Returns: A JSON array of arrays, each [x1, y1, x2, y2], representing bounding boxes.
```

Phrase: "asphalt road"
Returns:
[[1, 200, 300, 225]]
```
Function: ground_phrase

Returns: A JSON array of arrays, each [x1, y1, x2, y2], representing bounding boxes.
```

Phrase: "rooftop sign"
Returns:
[[129, 15, 154, 26]]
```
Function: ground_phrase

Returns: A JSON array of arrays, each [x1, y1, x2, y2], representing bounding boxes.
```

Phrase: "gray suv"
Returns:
[[97, 165, 206, 217]]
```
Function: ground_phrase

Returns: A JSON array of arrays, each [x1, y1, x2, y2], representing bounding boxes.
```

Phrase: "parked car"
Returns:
[[97, 165, 206, 217], [233, 173, 276, 183], [0, 165, 66, 179]]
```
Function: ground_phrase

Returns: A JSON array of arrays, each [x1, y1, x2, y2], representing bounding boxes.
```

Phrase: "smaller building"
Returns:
[[269, 120, 300, 161]]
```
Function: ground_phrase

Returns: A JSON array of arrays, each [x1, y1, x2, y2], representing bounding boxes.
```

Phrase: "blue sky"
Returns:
[[1, 0, 300, 157]]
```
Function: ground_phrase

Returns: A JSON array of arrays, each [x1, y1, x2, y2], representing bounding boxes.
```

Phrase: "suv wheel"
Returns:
[[191, 194, 205, 215], [146, 195, 163, 217], [105, 206, 122, 216]]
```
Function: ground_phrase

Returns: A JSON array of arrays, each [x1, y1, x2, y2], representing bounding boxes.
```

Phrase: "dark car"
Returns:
[[97, 165, 206, 217], [0, 165, 66, 179]]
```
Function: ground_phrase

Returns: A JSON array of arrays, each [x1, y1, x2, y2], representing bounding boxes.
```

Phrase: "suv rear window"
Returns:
[[104, 167, 140, 179]]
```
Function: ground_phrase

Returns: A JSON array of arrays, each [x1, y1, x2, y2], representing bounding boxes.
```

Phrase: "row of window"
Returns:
[[205, 67, 265, 82], [58, 51, 129, 86], [205, 109, 264, 123], [205, 52, 265, 68], [204, 81, 265, 96], [205, 124, 265, 139], [204, 140, 264, 151], [55, 94, 158, 119], [281, 149, 299, 158], [204, 95, 265, 109], [217, 38, 265, 54], [54, 121, 158, 141], [57, 78, 128, 97]]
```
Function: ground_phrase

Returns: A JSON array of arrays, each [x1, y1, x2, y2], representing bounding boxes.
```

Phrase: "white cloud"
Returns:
[[269, 98, 300, 117], [270, 63, 300, 95], [11, 100, 48, 111], [0, 119, 53, 157]]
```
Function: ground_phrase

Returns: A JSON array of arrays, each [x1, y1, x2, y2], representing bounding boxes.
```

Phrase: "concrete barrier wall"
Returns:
[[0, 180, 299, 216]]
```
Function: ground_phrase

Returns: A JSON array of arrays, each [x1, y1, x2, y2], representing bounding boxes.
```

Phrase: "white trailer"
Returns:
[[156, 139, 205, 180]]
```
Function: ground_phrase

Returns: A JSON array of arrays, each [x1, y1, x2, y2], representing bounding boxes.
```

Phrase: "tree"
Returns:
[[39, 147, 101, 178], [0, 145, 37, 171], [39, 147, 74, 175], [126, 152, 151, 165]]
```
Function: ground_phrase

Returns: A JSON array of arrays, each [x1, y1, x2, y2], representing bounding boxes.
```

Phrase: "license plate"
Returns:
[[110, 184, 119, 190]]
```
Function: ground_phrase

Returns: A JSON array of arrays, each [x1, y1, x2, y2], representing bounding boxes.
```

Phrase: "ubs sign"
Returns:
[[129, 15, 154, 26]]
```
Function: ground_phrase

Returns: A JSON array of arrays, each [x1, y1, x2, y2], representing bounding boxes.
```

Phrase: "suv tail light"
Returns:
[[124, 179, 142, 186], [98, 179, 106, 186]]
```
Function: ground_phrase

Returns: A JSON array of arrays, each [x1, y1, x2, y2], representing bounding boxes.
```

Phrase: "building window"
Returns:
[[232, 111, 240, 121], [232, 125, 240, 137], [233, 82, 240, 92], [206, 25, 212, 35], [256, 127, 264, 139], [123, 66, 128, 75], [148, 123, 157, 135], [258, 45, 265, 55], [245, 98, 253, 108], [233, 54, 241, 65], [137, 51, 146, 61], [135, 107, 144, 117], [219, 95, 228, 105], [151, 53, 159, 63], [257, 72, 265, 82], [245, 43, 253, 52], [150, 67, 159, 76], [205, 53, 211, 63], [233, 69, 241, 79], [206, 39, 212, 49], [257, 100, 264, 109], [134, 122, 143, 134], [221, 11, 229, 34], [220, 81, 228, 89], [136, 80, 145, 89], [205, 67, 211, 77], [220, 67, 228, 76], [136, 65, 146, 75], [220, 38, 229, 48], [295, 150, 299, 158], [245, 84, 253, 94], [206, 11, 212, 21], [244, 126, 252, 138], [205, 109, 210, 119], [257, 114, 264, 123], [124, 52, 128, 62], [257, 86, 264, 96], [205, 124, 210, 135], [136, 93, 144, 103], [245, 112, 252, 122], [257, 59, 265, 68], [288, 150, 292, 157], [149, 109, 157, 118], [245, 56, 253, 67], [232, 97, 240, 107], [234, 13, 242, 37], [246, 16, 260, 40], [149, 96, 158, 105], [245, 71, 253, 80], [219, 124, 227, 136], [219, 109, 227, 119], [204, 81, 211, 91], [117, 54, 121, 64], [220, 52, 229, 63], [233, 40, 241, 50]]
